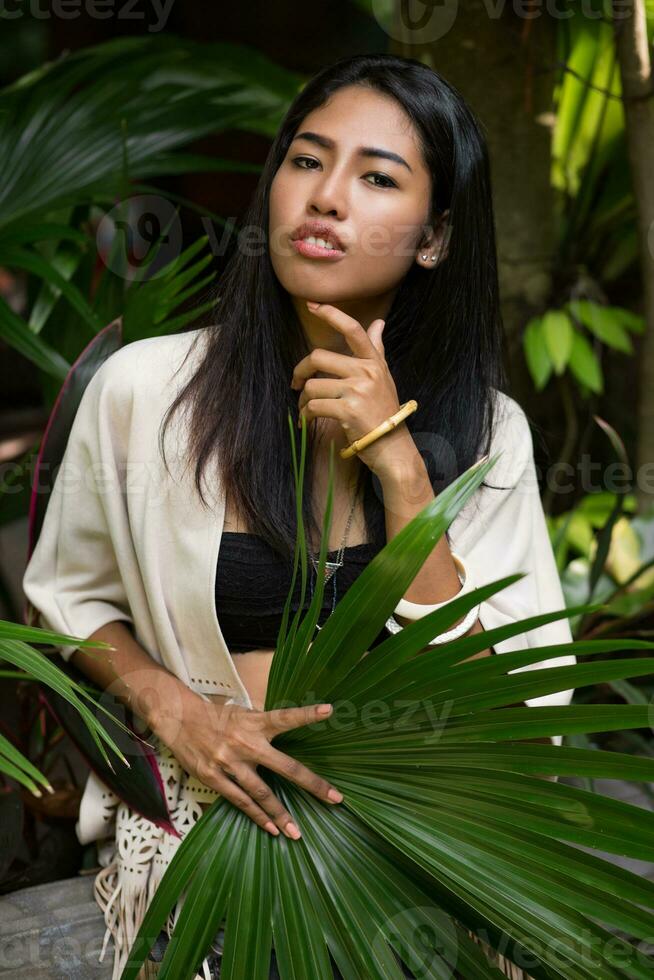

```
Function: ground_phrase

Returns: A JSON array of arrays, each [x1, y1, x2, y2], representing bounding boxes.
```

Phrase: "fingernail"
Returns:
[[307, 301, 320, 309], [317, 703, 332, 714], [286, 821, 301, 839], [328, 788, 343, 803], [264, 821, 279, 835]]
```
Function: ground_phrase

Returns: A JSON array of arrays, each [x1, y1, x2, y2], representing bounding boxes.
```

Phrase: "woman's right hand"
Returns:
[[151, 689, 343, 840]]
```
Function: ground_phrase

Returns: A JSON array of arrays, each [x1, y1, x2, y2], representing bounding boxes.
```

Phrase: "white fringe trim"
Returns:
[[90, 733, 223, 980]]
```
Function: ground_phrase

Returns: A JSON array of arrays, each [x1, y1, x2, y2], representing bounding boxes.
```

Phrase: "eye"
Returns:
[[291, 156, 397, 189], [292, 155, 320, 171], [364, 173, 397, 189]]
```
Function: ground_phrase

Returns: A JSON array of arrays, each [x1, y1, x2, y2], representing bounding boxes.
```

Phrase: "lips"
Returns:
[[290, 221, 346, 251]]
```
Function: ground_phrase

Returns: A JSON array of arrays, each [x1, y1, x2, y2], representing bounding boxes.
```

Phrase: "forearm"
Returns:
[[70, 620, 197, 733], [377, 448, 490, 656]]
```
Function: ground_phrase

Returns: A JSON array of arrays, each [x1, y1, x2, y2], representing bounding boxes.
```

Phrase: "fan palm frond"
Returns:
[[120, 417, 654, 979]]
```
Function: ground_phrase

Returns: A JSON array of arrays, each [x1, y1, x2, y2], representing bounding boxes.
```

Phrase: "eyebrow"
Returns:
[[291, 130, 413, 174]]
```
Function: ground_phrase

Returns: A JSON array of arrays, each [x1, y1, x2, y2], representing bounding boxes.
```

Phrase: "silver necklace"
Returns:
[[307, 471, 363, 627]]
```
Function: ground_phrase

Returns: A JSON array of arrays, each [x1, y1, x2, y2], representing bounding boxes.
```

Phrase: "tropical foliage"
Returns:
[[523, 301, 644, 396], [0, 620, 135, 796], [552, 1, 654, 280], [0, 34, 301, 526], [0, 35, 299, 378], [118, 419, 654, 979]]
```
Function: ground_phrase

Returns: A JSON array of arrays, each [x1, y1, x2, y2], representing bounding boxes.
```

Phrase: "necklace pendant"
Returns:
[[310, 557, 342, 583]]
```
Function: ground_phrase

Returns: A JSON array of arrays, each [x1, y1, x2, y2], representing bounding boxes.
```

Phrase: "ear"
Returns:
[[415, 209, 451, 269], [438, 208, 451, 259]]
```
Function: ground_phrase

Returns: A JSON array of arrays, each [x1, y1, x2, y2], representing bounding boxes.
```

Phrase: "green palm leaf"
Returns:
[[121, 417, 654, 978], [1, 244, 102, 333], [0, 619, 179, 829], [0, 619, 142, 791], [0, 36, 302, 365], [0, 36, 297, 231]]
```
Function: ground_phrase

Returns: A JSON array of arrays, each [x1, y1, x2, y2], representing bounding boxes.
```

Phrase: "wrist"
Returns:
[[371, 434, 425, 484], [376, 449, 433, 516], [134, 668, 201, 737]]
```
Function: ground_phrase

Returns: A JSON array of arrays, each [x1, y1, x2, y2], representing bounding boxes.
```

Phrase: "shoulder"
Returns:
[[85, 328, 208, 409], [95, 327, 206, 389], [483, 388, 534, 487], [448, 390, 536, 539]]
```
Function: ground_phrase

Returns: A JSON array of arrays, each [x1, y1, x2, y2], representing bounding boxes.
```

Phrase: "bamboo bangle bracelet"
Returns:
[[340, 400, 418, 460]]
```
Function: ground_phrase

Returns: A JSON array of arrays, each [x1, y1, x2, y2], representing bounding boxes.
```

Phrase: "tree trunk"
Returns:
[[611, 0, 654, 513]]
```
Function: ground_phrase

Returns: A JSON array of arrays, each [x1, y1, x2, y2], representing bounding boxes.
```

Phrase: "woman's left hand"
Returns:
[[290, 302, 416, 476]]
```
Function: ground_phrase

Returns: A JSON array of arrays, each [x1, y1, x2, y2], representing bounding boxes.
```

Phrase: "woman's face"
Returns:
[[268, 85, 437, 314]]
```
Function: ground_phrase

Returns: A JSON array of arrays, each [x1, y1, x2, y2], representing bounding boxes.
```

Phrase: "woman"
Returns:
[[23, 53, 575, 979]]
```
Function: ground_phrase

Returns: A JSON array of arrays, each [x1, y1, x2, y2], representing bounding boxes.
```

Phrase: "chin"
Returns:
[[274, 268, 350, 301]]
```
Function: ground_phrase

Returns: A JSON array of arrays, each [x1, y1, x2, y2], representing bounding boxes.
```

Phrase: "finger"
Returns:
[[297, 377, 344, 413], [263, 702, 334, 735], [299, 397, 346, 428], [291, 348, 359, 390], [367, 318, 386, 356], [262, 743, 344, 808], [203, 766, 282, 838], [228, 762, 304, 839], [306, 302, 377, 359]]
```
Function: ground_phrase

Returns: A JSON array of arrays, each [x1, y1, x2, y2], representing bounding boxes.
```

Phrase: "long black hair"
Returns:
[[159, 52, 508, 561]]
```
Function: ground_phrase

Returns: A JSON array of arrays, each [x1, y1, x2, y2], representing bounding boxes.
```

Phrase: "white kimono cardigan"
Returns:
[[22, 327, 576, 976]]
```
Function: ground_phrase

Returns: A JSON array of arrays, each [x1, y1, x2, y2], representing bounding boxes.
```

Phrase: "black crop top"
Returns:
[[215, 531, 390, 653]]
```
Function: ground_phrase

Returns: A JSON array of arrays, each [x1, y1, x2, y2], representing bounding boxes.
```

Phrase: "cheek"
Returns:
[[354, 196, 425, 271], [268, 174, 301, 256], [268, 181, 281, 232], [269, 171, 294, 227]]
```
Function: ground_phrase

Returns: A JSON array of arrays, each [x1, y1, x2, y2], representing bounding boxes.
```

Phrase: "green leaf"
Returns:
[[0, 36, 300, 229], [121, 802, 235, 978], [0, 296, 70, 379], [0, 241, 107, 339], [568, 328, 604, 393], [158, 808, 244, 980], [1, 636, 131, 771], [609, 305, 645, 334], [523, 316, 553, 390], [542, 309, 573, 374], [567, 299, 633, 353]]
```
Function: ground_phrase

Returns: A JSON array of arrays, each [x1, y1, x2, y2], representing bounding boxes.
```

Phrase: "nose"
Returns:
[[307, 168, 348, 219]]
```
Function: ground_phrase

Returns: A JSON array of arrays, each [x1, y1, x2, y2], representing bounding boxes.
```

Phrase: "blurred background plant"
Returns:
[[516, 2, 654, 786], [0, 619, 141, 893], [0, 0, 652, 931]]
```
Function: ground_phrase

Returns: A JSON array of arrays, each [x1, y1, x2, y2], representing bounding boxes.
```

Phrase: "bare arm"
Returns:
[[69, 621, 345, 838], [69, 620, 199, 735]]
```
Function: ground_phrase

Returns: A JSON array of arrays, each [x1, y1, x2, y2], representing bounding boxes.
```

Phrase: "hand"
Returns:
[[290, 302, 416, 475], [152, 690, 343, 840]]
